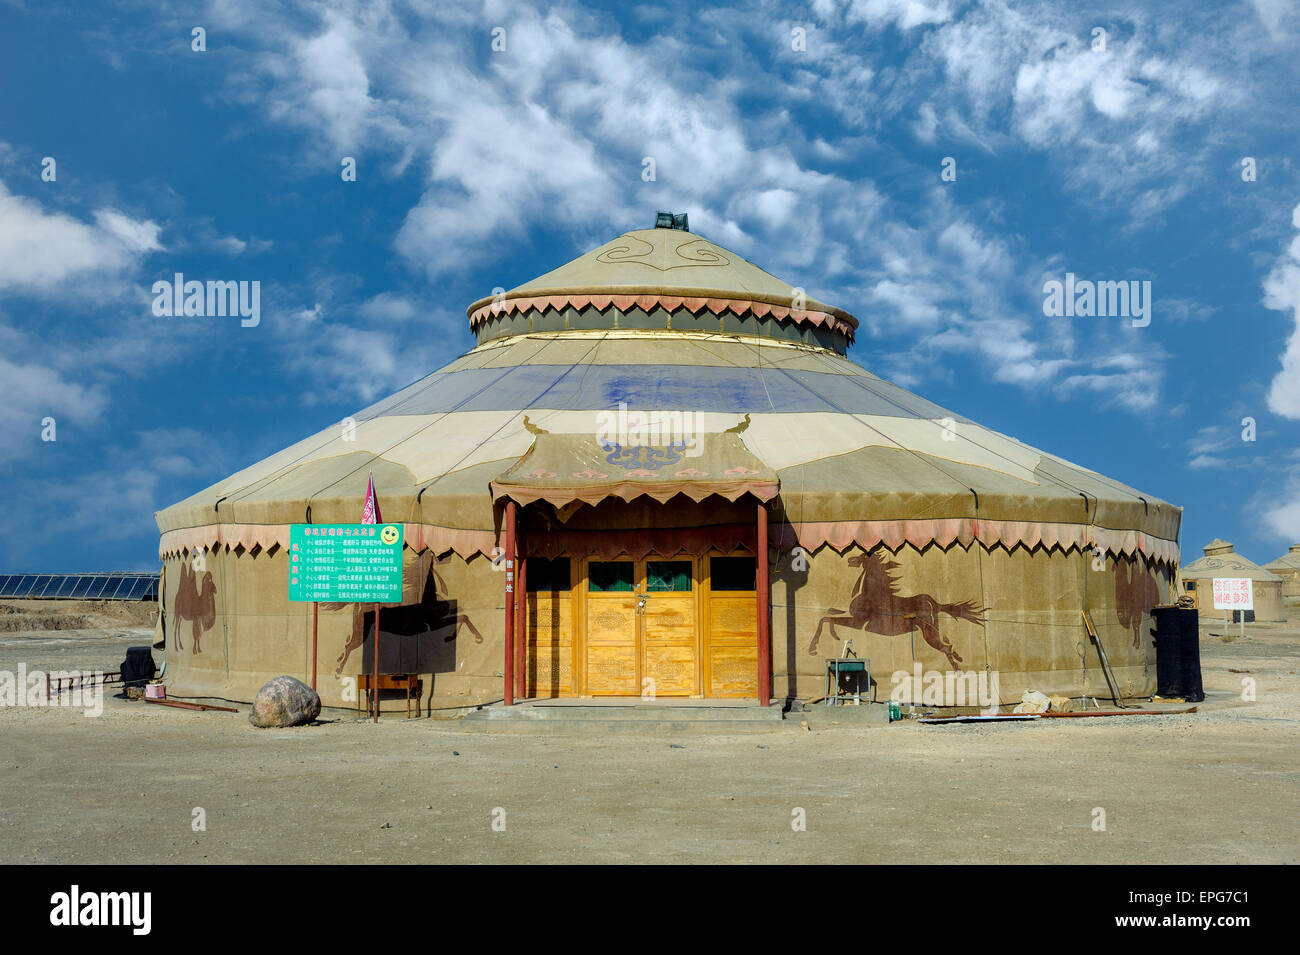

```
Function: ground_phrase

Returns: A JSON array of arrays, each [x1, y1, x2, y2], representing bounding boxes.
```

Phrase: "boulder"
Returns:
[[1048, 695, 1074, 713], [1012, 690, 1052, 714], [249, 675, 321, 728]]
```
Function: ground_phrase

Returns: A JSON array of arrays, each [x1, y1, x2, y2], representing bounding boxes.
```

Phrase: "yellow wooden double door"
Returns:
[[584, 558, 698, 697], [524, 552, 760, 699]]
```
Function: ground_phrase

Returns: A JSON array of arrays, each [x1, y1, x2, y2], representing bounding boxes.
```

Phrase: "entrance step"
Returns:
[[793, 702, 892, 728], [454, 700, 789, 734]]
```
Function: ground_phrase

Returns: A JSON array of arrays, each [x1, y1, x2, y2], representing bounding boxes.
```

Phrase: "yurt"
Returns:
[[1265, 545, 1300, 601], [155, 216, 1181, 712], [1181, 540, 1285, 622]]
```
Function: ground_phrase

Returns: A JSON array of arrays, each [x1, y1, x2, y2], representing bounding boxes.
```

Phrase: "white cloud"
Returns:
[[0, 183, 161, 291], [359, 292, 418, 323], [1264, 202, 1300, 419], [817, 0, 952, 31], [0, 346, 108, 461], [208, 1, 1227, 413], [1252, 0, 1300, 33], [92, 209, 163, 254], [1256, 462, 1300, 542]]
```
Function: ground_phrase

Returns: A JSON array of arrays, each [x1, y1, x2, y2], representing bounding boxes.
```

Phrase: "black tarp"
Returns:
[[120, 646, 157, 689], [1152, 607, 1204, 702]]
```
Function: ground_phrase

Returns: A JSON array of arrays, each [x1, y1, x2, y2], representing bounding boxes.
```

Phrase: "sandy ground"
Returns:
[[0, 598, 156, 633], [0, 607, 1296, 864]]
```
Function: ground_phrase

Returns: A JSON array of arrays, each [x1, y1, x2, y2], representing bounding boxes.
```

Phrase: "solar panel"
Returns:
[[117, 577, 139, 598], [0, 572, 162, 601]]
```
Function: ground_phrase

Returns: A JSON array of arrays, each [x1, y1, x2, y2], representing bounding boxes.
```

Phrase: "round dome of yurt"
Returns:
[[155, 215, 1181, 712]]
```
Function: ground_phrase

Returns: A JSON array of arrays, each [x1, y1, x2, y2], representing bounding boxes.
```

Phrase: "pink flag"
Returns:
[[361, 472, 381, 524]]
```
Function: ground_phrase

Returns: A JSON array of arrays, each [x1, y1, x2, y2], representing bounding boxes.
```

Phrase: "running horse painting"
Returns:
[[809, 552, 984, 669], [334, 563, 484, 675]]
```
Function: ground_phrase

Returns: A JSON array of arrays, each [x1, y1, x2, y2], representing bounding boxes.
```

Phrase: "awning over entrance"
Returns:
[[490, 431, 779, 507]]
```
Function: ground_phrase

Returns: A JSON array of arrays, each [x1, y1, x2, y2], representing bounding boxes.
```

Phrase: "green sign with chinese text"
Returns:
[[288, 523, 403, 603]]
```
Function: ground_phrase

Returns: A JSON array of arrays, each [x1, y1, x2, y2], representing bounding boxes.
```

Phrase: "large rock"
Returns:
[[249, 675, 321, 728], [1012, 690, 1052, 715]]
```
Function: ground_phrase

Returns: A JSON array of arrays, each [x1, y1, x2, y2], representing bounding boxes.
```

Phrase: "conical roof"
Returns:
[[464, 224, 857, 348], [467, 227, 855, 324], [1265, 545, 1300, 572], [1183, 542, 1281, 582]]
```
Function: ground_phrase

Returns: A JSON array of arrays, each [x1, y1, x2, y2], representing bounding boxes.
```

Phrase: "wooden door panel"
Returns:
[[710, 645, 758, 697], [587, 599, 638, 644], [643, 565, 697, 695], [526, 592, 572, 697], [708, 595, 757, 644], [644, 645, 695, 695], [707, 590, 757, 697], [587, 646, 637, 696], [642, 595, 694, 643]]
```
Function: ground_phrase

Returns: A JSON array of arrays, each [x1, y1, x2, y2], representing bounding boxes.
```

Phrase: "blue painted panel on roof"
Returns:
[[355, 365, 952, 419]]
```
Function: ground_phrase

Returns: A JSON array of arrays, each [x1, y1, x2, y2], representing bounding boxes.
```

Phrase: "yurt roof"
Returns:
[[465, 227, 857, 331], [1182, 550, 1282, 582], [156, 328, 1180, 564], [1265, 547, 1300, 572], [157, 218, 1180, 565]]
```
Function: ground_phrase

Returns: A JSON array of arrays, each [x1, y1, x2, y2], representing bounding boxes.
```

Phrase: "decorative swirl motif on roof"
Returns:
[[594, 235, 731, 271], [1193, 557, 1240, 570], [600, 439, 688, 470]]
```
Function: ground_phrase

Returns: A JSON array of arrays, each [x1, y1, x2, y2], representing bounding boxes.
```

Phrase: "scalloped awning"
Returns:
[[489, 431, 780, 508], [468, 292, 856, 339], [159, 516, 1178, 566]]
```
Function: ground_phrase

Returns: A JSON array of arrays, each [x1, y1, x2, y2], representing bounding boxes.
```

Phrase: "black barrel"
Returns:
[[1151, 607, 1204, 702]]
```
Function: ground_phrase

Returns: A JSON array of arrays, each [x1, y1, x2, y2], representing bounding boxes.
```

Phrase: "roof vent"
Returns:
[[654, 211, 689, 231]]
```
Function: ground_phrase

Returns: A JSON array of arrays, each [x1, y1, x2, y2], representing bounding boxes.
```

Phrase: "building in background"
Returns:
[[1181, 540, 1285, 622], [1265, 545, 1300, 601]]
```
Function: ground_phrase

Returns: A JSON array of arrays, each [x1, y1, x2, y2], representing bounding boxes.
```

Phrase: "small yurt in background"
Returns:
[[1265, 545, 1300, 601], [1181, 540, 1285, 622]]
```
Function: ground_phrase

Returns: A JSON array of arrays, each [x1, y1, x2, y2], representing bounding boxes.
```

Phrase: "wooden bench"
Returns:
[[356, 673, 422, 719]]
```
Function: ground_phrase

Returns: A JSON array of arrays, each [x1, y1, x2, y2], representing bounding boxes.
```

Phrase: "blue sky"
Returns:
[[1, 0, 1299, 572]]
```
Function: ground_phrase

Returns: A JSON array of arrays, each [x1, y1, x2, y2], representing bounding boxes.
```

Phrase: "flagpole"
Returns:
[[372, 603, 380, 723], [311, 602, 318, 691], [360, 471, 384, 724]]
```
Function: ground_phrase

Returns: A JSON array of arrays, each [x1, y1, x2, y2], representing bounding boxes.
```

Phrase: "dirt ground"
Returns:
[[0, 606, 1296, 864], [0, 598, 156, 633]]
